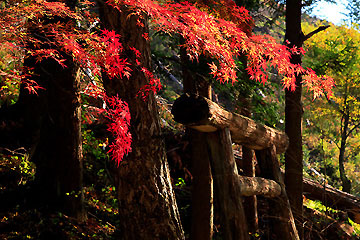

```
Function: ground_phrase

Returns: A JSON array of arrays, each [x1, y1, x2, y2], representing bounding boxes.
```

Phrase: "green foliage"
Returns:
[[175, 177, 186, 187], [0, 44, 21, 106], [303, 22, 360, 194], [82, 128, 107, 161], [18, 156, 36, 183], [0, 153, 36, 186], [348, 218, 360, 236], [212, 66, 284, 129], [304, 199, 338, 214]]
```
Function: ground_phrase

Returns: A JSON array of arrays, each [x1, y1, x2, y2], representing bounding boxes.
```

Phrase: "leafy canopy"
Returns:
[[0, 0, 334, 163]]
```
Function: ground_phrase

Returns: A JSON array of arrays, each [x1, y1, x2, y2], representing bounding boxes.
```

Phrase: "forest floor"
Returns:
[[0, 126, 359, 239], [0, 150, 121, 240]]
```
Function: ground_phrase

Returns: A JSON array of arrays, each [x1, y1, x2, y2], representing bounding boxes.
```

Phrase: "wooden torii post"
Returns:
[[172, 94, 299, 240]]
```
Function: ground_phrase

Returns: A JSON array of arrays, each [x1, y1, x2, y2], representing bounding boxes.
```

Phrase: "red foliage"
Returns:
[[0, 0, 335, 164], [137, 67, 162, 100], [83, 83, 132, 166], [106, 0, 333, 97], [103, 94, 132, 167]]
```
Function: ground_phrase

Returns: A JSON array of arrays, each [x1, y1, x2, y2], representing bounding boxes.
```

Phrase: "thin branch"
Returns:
[[327, 98, 344, 115], [346, 120, 360, 138], [303, 25, 330, 42]]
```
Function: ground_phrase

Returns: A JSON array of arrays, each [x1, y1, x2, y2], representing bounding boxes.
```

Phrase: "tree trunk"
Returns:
[[98, 3, 184, 239], [285, 0, 304, 238], [189, 130, 214, 240], [180, 46, 214, 240], [24, 0, 86, 221], [30, 56, 86, 221], [339, 114, 351, 193]]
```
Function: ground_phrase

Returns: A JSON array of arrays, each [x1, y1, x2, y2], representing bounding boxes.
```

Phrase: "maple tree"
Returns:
[[0, 0, 334, 164]]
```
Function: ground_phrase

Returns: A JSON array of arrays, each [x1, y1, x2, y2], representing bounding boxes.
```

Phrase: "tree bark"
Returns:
[[98, 3, 184, 239], [30, 57, 86, 221], [285, 0, 304, 238], [171, 94, 288, 153], [339, 114, 351, 193], [188, 130, 214, 240], [23, 0, 86, 221], [255, 146, 300, 240], [180, 47, 214, 240], [207, 128, 250, 240]]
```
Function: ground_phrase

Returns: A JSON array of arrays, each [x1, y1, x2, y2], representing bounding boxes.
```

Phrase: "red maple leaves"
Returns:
[[0, 0, 335, 164], [106, 0, 333, 98], [103, 95, 132, 167]]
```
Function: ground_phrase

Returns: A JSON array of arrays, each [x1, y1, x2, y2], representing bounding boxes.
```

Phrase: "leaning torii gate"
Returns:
[[172, 94, 300, 240]]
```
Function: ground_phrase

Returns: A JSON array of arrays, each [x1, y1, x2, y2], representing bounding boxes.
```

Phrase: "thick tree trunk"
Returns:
[[98, 3, 184, 239], [285, 0, 304, 238], [23, 1, 86, 221], [339, 115, 351, 193], [30, 57, 85, 221], [171, 94, 288, 153], [255, 146, 300, 240], [207, 128, 250, 240]]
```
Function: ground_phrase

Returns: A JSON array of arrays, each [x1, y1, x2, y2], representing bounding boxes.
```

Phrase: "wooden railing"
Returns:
[[172, 94, 299, 240]]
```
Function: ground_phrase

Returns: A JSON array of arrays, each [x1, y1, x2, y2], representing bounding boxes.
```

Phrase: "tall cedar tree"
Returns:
[[97, 2, 185, 239], [284, 0, 330, 237], [34, 0, 85, 221], [285, 0, 304, 238], [0, 0, 86, 220]]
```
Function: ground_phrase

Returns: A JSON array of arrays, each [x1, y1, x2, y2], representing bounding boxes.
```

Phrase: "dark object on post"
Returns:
[[172, 94, 288, 154]]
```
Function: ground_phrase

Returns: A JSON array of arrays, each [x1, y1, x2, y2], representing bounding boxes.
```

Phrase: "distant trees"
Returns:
[[303, 23, 360, 193]]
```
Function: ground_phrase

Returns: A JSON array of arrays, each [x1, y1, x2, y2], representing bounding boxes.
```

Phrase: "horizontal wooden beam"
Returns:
[[237, 175, 281, 198], [172, 94, 288, 154]]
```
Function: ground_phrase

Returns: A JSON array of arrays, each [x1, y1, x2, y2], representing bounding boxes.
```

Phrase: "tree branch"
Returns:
[[346, 120, 360, 138], [303, 25, 330, 42], [327, 97, 345, 115]]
